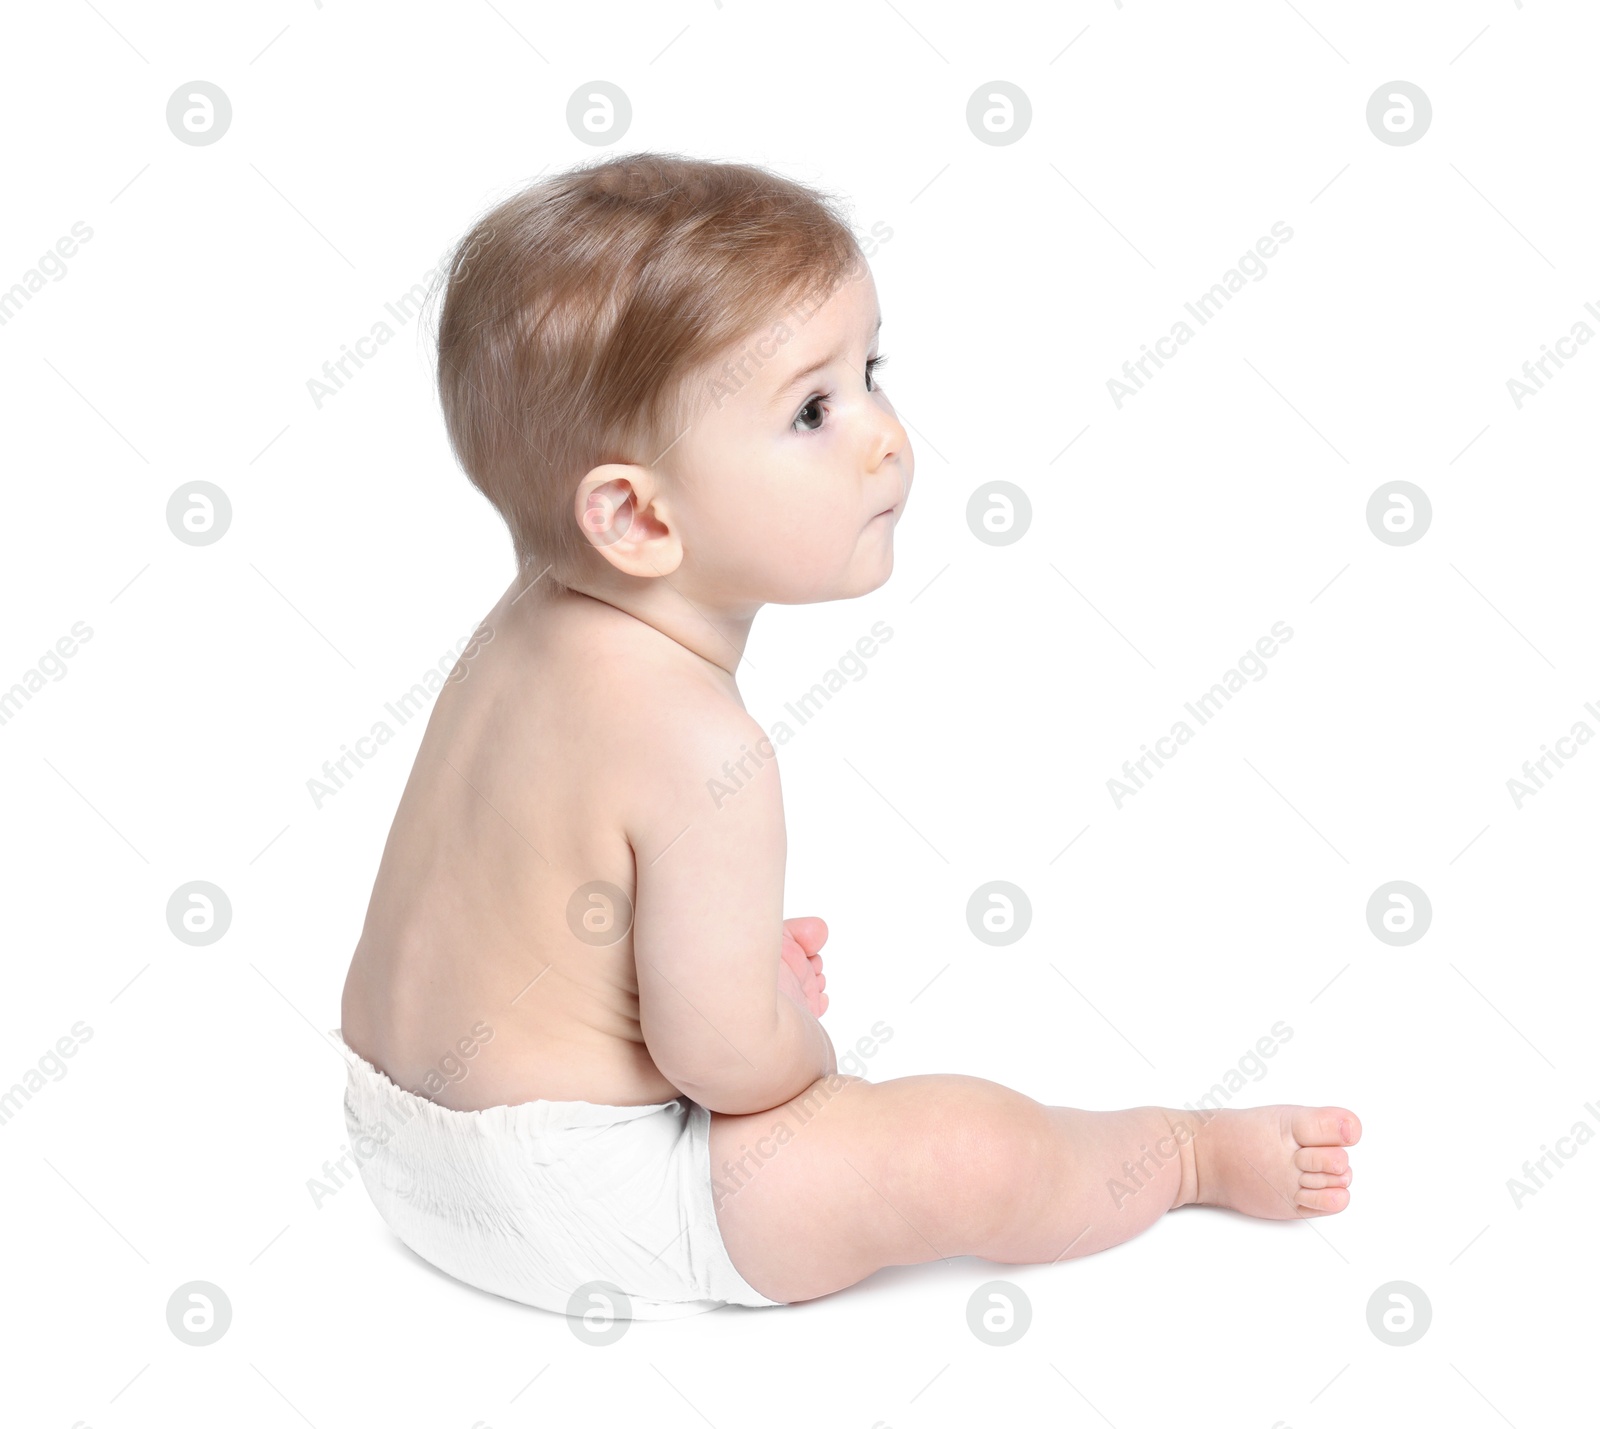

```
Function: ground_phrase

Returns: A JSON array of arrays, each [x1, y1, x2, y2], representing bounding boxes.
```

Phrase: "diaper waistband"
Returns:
[[327, 1027, 683, 1146]]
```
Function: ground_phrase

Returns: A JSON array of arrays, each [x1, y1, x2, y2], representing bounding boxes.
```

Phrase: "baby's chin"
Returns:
[[771, 555, 896, 606]]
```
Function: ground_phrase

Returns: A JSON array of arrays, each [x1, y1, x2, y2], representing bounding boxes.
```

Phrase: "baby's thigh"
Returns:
[[708, 1072, 1047, 1305]]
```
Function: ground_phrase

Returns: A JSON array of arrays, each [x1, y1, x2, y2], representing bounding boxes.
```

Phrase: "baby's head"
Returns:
[[432, 152, 912, 611]]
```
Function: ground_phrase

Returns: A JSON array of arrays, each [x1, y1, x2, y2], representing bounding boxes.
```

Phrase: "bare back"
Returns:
[[339, 578, 735, 1109]]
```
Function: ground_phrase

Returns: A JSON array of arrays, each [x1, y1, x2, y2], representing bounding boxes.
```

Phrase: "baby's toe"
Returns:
[[1295, 1146, 1349, 1176], [1294, 1186, 1351, 1216], [1291, 1106, 1361, 1148], [1298, 1171, 1351, 1190]]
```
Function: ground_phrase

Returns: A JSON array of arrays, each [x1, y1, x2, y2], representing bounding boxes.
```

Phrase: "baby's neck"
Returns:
[[554, 573, 758, 680]]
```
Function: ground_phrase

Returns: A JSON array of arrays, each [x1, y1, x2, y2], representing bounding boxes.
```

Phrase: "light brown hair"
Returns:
[[429, 152, 867, 589]]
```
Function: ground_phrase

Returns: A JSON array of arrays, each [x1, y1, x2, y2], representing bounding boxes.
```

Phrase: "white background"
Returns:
[[3, 1, 1596, 1425]]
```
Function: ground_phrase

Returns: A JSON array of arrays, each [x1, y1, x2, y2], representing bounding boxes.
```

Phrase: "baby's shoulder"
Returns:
[[618, 681, 772, 856], [543, 613, 762, 837]]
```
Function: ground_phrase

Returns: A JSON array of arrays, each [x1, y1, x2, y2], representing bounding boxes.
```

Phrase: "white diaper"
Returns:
[[330, 1028, 784, 1320]]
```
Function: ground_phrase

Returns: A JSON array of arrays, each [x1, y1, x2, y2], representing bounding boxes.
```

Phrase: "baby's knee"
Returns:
[[902, 1079, 1050, 1248], [955, 1084, 1050, 1178]]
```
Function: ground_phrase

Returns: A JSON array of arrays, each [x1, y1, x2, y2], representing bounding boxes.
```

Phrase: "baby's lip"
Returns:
[[873, 473, 908, 519]]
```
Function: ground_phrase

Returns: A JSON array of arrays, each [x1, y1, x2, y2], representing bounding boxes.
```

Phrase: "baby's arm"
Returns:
[[628, 703, 834, 1115]]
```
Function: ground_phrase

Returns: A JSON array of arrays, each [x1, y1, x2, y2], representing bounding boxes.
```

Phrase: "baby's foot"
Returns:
[[1168, 1105, 1360, 1218]]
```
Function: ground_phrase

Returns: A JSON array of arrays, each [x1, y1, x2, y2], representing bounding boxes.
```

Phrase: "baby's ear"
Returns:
[[573, 462, 681, 578]]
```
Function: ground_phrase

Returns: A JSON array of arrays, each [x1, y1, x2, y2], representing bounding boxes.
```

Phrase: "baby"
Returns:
[[334, 152, 1360, 1320]]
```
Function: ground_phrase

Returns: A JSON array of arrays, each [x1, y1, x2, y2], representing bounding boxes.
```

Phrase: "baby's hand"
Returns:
[[779, 916, 829, 1019]]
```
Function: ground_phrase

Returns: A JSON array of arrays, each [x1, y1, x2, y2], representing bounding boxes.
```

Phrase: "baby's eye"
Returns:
[[792, 355, 890, 433]]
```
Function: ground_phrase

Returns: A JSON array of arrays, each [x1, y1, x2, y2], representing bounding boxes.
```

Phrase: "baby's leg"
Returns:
[[708, 1073, 1359, 1306]]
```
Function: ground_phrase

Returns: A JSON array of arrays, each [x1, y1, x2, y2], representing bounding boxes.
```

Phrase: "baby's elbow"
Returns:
[[649, 1016, 784, 1114]]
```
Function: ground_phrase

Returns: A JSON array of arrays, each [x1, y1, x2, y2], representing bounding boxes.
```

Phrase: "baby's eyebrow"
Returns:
[[767, 315, 883, 408]]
